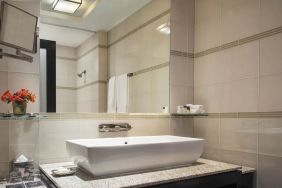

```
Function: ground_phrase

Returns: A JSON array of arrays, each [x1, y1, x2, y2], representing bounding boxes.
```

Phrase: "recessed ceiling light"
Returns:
[[52, 0, 82, 14], [156, 23, 170, 35]]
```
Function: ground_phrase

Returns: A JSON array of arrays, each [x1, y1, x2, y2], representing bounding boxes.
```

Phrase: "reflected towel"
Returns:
[[116, 74, 128, 113], [107, 76, 117, 113]]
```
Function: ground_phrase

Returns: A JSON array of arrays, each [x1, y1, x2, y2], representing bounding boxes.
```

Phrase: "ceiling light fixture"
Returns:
[[52, 0, 82, 14], [156, 23, 170, 35]]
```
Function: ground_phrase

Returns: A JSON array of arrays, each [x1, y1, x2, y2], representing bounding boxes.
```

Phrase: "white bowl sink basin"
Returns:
[[66, 135, 205, 177]]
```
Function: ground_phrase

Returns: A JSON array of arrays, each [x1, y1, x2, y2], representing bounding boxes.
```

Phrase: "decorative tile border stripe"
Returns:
[[56, 80, 107, 91], [56, 56, 77, 61], [77, 45, 107, 60], [194, 26, 282, 58], [77, 80, 107, 89], [170, 50, 194, 58], [56, 86, 76, 90], [37, 113, 170, 120], [3, 111, 282, 120], [191, 111, 282, 118], [130, 62, 169, 77], [108, 9, 170, 48]]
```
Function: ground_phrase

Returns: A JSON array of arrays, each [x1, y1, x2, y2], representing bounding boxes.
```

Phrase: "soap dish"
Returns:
[[51, 167, 76, 177]]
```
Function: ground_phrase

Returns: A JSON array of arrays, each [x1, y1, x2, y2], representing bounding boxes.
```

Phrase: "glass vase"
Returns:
[[12, 102, 27, 116]]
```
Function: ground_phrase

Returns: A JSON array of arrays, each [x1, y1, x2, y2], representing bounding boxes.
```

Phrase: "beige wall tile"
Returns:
[[259, 118, 282, 157], [259, 74, 282, 112], [195, 52, 221, 86], [258, 155, 282, 188], [56, 45, 77, 59], [201, 148, 221, 161], [77, 34, 98, 58], [114, 118, 171, 137], [0, 72, 8, 113], [171, 0, 194, 53], [195, 0, 220, 53], [9, 120, 38, 145], [170, 118, 194, 137], [260, 33, 282, 76], [221, 0, 260, 44], [39, 120, 80, 163], [220, 41, 259, 82], [8, 55, 39, 74], [221, 78, 258, 112], [0, 57, 8, 71], [194, 84, 221, 113], [195, 0, 220, 25], [0, 162, 9, 179], [220, 118, 258, 153], [221, 150, 257, 168], [0, 121, 9, 163], [260, 0, 282, 32], [98, 48, 108, 81], [194, 118, 220, 149], [170, 56, 194, 87], [56, 58, 77, 88]]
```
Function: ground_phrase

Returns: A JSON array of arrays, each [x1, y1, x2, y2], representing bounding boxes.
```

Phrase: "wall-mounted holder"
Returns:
[[0, 1, 39, 63], [99, 123, 132, 132], [0, 48, 33, 63]]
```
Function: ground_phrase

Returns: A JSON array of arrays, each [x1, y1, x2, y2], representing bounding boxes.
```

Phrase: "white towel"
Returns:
[[186, 104, 205, 113], [116, 74, 128, 113], [107, 76, 117, 113]]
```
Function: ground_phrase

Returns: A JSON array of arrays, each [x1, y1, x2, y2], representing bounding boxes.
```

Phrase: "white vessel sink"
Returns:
[[66, 135, 205, 177]]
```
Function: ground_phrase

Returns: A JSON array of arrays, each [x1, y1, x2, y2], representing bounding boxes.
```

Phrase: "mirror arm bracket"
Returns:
[[0, 48, 33, 63]]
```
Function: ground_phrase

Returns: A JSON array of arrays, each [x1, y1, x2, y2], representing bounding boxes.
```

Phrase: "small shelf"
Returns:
[[0, 113, 43, 120], [171, 113, 208, 117]]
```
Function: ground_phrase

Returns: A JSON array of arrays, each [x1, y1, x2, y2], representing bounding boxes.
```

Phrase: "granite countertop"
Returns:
[[39, 158, 255, 188], [0, 177, 47, 188]]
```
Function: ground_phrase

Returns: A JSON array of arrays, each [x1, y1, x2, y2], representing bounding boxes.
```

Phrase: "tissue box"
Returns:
[[9, 157, 35, 183]]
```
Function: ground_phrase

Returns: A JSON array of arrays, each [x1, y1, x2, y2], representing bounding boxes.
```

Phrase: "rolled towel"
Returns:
[[186, 104, 205, 113]]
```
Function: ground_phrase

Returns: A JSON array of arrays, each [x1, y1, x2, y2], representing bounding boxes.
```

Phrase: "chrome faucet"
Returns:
[[99, 123, 132, 132]]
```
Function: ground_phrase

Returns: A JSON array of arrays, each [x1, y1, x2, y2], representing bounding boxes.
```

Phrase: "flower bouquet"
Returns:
[[1, 89, 36, 115]]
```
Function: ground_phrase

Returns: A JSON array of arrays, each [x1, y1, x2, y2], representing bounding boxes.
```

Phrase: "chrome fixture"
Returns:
[[77, 70, 86, 78], [99, 123, 132, 132]]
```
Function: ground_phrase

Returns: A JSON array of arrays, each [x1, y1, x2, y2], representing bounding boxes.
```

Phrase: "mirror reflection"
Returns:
[[39, 0, 170, 113]]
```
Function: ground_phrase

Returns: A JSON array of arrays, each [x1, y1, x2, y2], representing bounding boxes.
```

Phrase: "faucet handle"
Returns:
[[99, 123, 132, 132]]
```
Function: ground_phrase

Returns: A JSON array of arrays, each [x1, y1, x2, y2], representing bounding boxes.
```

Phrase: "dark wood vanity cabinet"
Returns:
[[149, 171, 254, 188]]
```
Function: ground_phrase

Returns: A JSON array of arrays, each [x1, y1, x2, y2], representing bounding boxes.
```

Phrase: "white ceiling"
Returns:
[[40, 0, 152, 31], [39, 23, 94, 47]]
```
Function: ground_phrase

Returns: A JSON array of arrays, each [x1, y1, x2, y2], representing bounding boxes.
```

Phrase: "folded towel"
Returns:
[[107, 76, 117, 113], [186, 104, 205, 113], [116, 74, 128, 113]]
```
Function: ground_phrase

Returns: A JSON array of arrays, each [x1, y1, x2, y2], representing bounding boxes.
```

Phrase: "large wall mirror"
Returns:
[[39, 0, 170, 113]]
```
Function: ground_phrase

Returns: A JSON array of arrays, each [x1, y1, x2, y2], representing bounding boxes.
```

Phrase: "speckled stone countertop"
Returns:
[[39, 158, 255, 188]]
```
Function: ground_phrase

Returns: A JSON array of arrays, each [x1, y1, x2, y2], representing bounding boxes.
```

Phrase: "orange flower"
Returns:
[[1, 90, 13, 103], [15, 96, 24, 102], [1, 89, 36, 104]]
